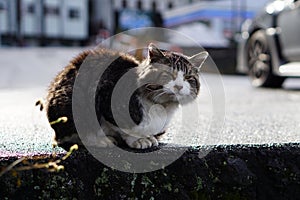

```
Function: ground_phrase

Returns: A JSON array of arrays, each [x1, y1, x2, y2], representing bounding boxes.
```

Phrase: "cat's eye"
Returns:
[[184, 75, 194, 80], [161, 72, 169, 77], [185, 76, 198, 86], [160, 72, 173, 80], [146, 84, 163, 90]]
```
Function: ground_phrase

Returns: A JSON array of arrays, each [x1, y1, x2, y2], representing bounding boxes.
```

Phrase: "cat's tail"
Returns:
[[35, 99, 45, 111]]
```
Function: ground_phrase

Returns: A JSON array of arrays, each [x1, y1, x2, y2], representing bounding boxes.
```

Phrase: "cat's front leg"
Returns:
[[124, 135, 159, 149], [96, 136, 118, 148], [82, 128, 118, 148]]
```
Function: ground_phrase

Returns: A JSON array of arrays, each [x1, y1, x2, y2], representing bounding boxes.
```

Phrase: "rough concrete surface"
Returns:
[[0, 48, 299, 199], [1, 144, 300, 200], [0, 48, 299, 156]]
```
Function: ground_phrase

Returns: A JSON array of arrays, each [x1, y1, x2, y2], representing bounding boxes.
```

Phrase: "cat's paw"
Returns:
[[99, 136, 118, 148], [87, 136, 117, 148], [127, 136, 159, 149]]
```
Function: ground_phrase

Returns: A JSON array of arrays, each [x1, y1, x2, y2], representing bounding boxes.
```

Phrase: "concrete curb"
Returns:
[[1, 143, 300, 199]]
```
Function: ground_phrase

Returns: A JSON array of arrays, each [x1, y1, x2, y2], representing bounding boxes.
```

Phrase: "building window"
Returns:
[[27, 4, 35, 14], [137, 0, 142, 10], [168, 2, 173, 9], [0, 2, 5, 11], [69, 8, 80, 19], [44, 6, 60, 16], [151, 1, 157, 11], [122, 0, 127, 9]]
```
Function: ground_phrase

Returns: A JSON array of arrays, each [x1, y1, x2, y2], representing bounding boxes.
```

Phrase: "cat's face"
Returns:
[[140, 44, 208, 105]]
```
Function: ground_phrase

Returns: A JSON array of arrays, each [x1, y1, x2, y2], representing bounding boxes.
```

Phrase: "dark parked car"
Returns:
[[237, 0, 300, 87]]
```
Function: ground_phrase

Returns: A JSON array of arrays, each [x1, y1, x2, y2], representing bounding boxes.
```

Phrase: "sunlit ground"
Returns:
[[0, 48, 299, 156]]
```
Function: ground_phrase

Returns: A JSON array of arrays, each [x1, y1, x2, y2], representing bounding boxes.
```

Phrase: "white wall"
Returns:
[[0, 0, 17, 45], [0, 0, 9, 33], [44, 0, 61, 38], [62, 0, 88, 39], [21, 0, 42, 36]]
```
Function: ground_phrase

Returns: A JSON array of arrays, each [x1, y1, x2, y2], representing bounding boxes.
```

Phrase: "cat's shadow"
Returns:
[[283, 87, 300, 91], [120, 143, 166, 153], [257, 86, 300, 92], [85, 142, 170, 154]]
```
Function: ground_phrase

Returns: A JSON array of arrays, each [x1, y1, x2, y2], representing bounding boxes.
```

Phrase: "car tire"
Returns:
[[246, 30, 285, 88]]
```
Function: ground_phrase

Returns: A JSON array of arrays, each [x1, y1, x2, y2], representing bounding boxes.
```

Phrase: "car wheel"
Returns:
[[246, 30, 285, 88]]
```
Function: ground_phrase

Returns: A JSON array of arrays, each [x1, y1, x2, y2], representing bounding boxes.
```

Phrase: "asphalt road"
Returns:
[[0, 48, 299, 156]]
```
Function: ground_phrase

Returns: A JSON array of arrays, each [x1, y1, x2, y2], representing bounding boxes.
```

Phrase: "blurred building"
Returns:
[[162, 0, 269, 47], [0, 0, 270, 47], [112, 0, 270, 47], [0, 0, 89, 46]]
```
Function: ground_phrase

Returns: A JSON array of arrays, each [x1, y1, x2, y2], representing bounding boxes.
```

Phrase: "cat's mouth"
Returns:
[[144, 84, 192, 104], [164, 89, 195, 104], [156, 89, 188, 103]]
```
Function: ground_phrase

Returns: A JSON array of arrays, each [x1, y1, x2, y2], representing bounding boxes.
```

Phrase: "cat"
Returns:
[[46, 44, 208, 150]]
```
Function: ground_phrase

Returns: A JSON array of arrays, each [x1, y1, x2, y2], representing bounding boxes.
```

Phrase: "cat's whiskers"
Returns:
[[153, 91, 168, 102], [144, 89, 159, 99]]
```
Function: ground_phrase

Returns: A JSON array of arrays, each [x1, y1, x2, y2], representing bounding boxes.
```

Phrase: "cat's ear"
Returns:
[[188, 51, 209, 69], [148, 43, 164, 60]]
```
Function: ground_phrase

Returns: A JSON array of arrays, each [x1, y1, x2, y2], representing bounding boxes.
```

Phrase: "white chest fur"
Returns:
[[125, 99, 178, 138]]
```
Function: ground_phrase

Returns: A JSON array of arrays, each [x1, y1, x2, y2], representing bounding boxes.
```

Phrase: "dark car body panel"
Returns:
[[237, 0, 300, 77]]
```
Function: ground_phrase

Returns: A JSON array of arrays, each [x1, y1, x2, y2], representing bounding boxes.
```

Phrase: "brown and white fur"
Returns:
[[46, 44, 208, 150]]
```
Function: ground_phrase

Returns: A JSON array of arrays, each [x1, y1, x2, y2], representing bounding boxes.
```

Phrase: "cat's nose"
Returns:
[[174, 85, 183, 92]]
